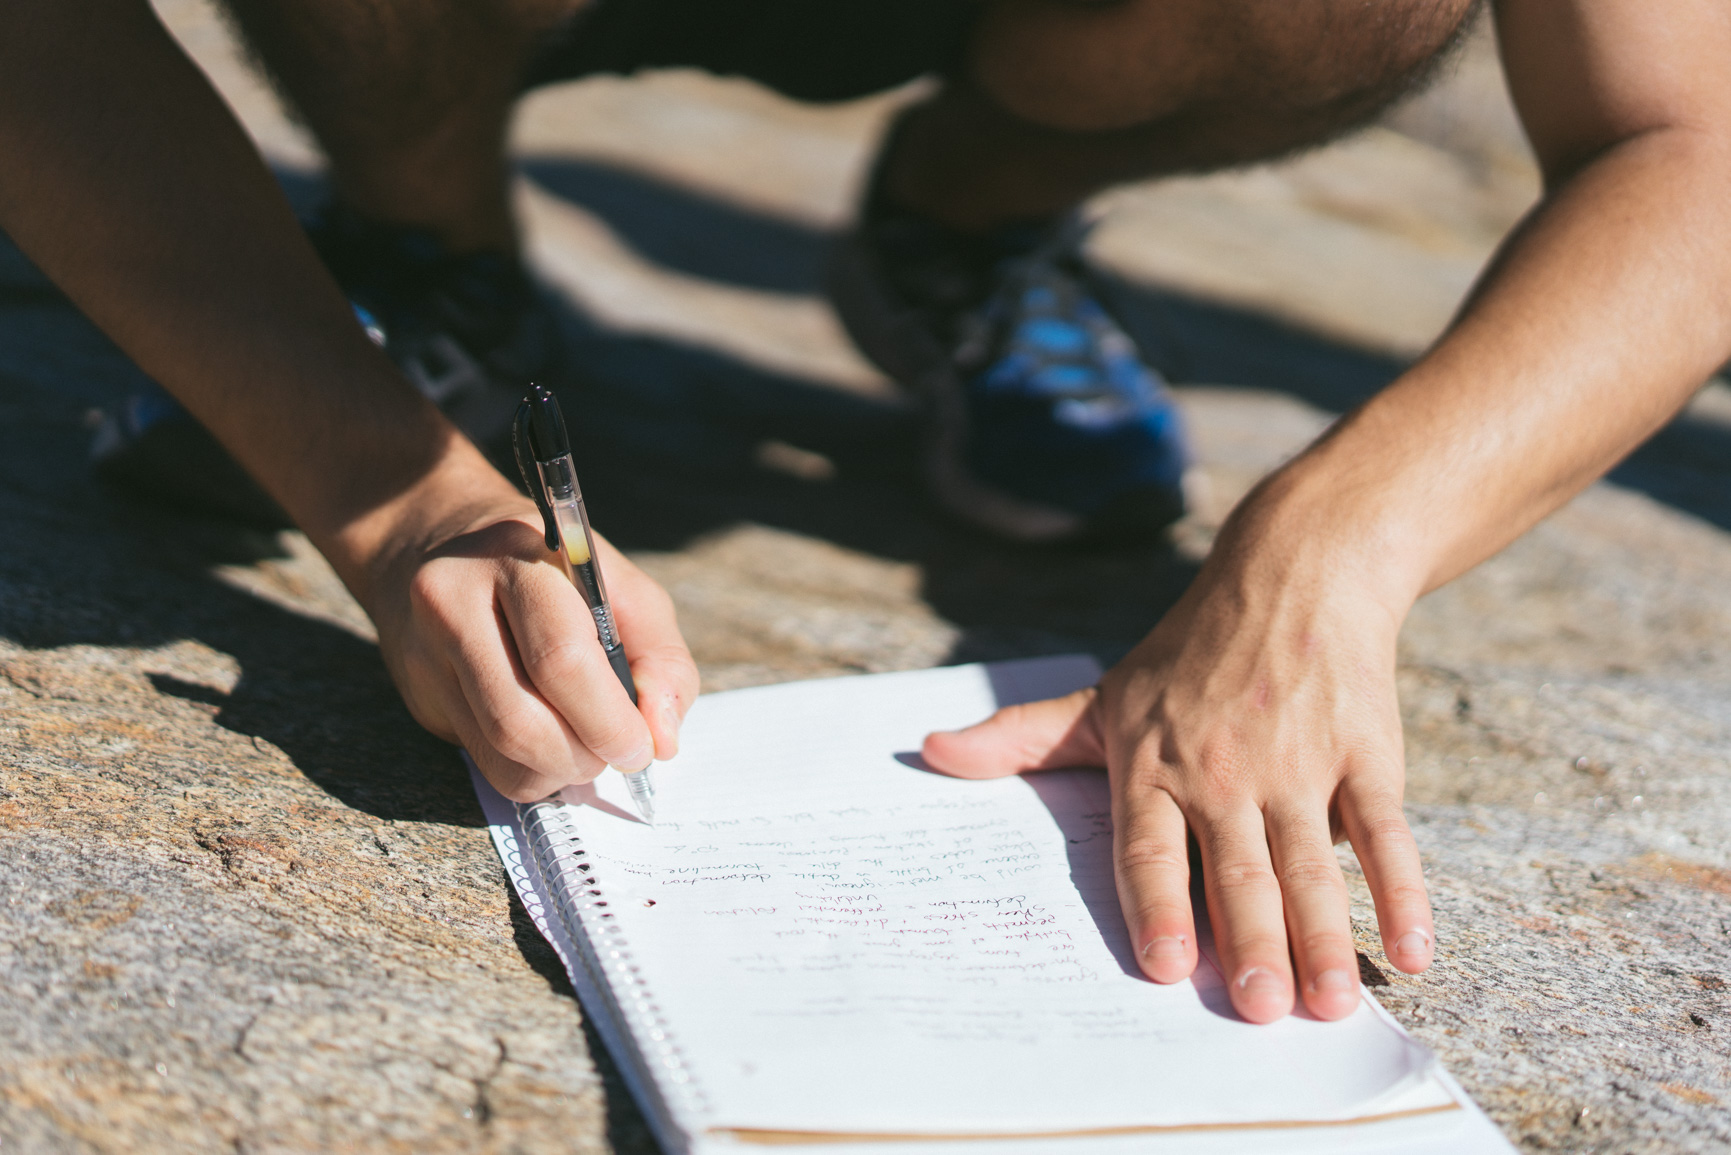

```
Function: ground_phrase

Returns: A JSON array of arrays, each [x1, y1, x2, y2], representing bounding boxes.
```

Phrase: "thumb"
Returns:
[[921, 687, 1105, 780]]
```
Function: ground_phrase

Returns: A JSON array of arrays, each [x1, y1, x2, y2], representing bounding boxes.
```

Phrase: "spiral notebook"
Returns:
[[471, 656, 1511, 1154]]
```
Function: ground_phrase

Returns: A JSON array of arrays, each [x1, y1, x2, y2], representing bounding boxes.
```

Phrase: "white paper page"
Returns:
[[548, 659, 1452, 1137], [477, 765, 1514, 1155]]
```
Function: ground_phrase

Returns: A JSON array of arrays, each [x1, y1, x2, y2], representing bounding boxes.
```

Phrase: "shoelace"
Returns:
[[961, 221, 1148, 408]]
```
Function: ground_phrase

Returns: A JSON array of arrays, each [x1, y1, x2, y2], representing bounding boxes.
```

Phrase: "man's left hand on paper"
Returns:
[[923, 477, 1433, 1026]]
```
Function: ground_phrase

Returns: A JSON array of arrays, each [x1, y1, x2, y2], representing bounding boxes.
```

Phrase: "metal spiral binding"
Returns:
[[517, 798, 708, 1125]]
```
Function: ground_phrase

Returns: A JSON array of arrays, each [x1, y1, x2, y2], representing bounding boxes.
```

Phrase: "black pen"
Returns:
[[512, 384, 656, 824]]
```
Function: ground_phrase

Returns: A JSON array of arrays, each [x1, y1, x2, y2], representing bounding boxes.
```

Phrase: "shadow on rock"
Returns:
[[517, 154, 1731, 538], [522, 156, 828, 295], [548, 305, 1200, 668], [0, 372, 477, 827]]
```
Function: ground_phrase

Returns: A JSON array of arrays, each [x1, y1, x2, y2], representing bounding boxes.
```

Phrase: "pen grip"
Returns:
[[606, 645, 639, 706]]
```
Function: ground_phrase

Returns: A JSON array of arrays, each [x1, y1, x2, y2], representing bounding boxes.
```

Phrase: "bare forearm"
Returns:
[[0, 2, 698, 797], [0, 1, 500, 601], [1229, 127, 1731, 611]]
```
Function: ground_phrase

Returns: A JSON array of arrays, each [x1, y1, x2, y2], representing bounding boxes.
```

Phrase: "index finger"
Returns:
[[499, 559, 656, 773], [593, 533, 699, 760], [1112, 774, 1200, 984]]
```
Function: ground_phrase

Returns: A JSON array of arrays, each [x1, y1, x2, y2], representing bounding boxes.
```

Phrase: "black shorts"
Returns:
[[522, 0, 977, 103]]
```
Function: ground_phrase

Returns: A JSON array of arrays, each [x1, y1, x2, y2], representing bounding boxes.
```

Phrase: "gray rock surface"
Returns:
[[3, 3, 1729, 1151]]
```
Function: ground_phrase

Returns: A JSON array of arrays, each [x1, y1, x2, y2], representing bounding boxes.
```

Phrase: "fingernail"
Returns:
[[1394, 929, 1433, 959], [1312, 967, 1357, 994], [1235, 966, 1284, 998], [1141, 935, 1188, 964], [611, 745, 653, 775]]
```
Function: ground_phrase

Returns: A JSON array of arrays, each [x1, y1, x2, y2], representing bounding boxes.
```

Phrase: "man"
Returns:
[[3, 0, 1728, 1031]]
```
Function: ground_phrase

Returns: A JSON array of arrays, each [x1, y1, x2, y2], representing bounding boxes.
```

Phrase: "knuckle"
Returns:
[[1116, 834, 1187, 876], [1277, 858, 1344, 892], [1001, 704, 1056, 764], [1356, 813, 1415, 846], [407, 563, 457, 614], [1187, 765, 1251, 811], [1188, 730, 1248, 777], [987, 700, 1033, 732], [409, 569, 485, 637], [498, 773, 557, 805], [1354, 817, 1419, 862], [520, 638, 591, 686], [477, 704, 541, 766], [575, 711, 646, 762], [1113, 777, 1174, 817], [1350, 749, 1405, 781], [1225, 931, 1288, 962], [1379, 880, 1431, 909], [569, 762, 606, 785], [1130, 908, 1185, 936], [1210, 859, 1278, 895], [1291, 928, 1351, 958]]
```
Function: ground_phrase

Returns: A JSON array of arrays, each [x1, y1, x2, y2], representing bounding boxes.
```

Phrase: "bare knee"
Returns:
[[972, 0, 1482, 134], [1231, 0, 1484, 121]]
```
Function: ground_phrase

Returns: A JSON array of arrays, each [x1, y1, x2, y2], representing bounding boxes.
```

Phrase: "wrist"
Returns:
[[1205, 450, 1433, 629], [308, 434, 533, 618]]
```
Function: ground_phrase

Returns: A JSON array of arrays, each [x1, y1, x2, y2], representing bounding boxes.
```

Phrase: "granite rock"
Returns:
[[2, 3, 1729, 1152]]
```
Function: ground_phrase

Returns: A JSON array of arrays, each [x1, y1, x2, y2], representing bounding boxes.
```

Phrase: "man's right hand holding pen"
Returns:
[[360, 451, 698, 804], [0, 3, 701, 811]]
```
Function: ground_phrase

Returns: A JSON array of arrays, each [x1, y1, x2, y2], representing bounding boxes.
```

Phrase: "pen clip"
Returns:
[[511, 397, 560, 553]]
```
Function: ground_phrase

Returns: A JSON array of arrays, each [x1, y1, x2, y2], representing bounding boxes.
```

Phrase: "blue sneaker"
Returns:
[[90, 204, 564, 526], [828, 199, 1189, 544]]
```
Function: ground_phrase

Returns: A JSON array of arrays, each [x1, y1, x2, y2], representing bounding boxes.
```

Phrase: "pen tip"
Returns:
[[623, 765, 656, 824]]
